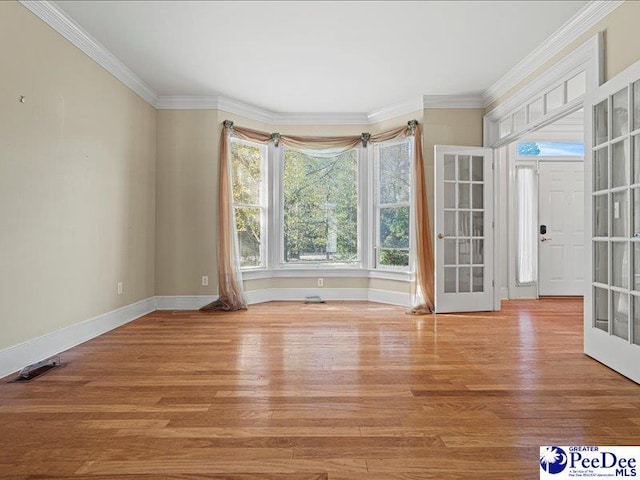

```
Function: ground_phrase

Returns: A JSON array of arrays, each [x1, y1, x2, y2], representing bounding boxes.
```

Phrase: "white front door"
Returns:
[[584, 58, 640, 384], [538, 161, 585, 295], [434, 146, 494, 313]]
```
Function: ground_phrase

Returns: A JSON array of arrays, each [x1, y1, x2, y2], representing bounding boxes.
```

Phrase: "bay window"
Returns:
[[229, 136, 414, 276]]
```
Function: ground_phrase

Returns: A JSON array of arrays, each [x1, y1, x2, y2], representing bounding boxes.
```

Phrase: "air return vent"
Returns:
[[304, 296, 325, 304], [13, 356, 63, 382]]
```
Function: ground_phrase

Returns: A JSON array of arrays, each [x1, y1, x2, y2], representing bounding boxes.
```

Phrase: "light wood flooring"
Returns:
[[1, 298, 639, 479]]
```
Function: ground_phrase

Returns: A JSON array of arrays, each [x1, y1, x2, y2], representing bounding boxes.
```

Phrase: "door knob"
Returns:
[[437, 233, 446, 239], [540, 237, 552, 242]]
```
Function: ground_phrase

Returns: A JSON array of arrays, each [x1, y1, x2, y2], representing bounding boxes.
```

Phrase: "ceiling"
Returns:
[[53, 0, 588, 113]]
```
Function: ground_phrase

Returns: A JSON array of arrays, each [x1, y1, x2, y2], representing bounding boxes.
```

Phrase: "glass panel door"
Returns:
[[585, 65, 640, 384], [435, 147, 494, 312]]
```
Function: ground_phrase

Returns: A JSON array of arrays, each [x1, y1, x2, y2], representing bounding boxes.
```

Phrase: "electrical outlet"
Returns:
[[202, 276, 209, 286], [117, 282, 123, 295], [317, 278, 324, 287]]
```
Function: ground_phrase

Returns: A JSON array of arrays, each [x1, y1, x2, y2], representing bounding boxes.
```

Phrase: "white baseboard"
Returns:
[[155, 295, 217, 310], [0, 296, 155, 379], [368, 288, 411, 307], [157, 289, 410, 308], [0, 289, 411, 378]]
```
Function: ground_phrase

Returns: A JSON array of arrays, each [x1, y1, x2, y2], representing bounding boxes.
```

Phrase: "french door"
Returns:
[[585, 59, 640, 383], [434, 146, 494, 312]]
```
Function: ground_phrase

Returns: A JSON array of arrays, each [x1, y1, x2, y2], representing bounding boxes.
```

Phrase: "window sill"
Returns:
[[241, 268, 411, 282]]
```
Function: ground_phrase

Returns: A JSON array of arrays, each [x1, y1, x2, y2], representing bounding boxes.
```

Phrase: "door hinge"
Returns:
[[492, 280, 495, 287], [492, 220, 495, 229], [491, 162, 494, 170]]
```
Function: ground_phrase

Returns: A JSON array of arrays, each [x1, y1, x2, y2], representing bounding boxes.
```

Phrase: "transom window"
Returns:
[[517, 141, 585, 157]]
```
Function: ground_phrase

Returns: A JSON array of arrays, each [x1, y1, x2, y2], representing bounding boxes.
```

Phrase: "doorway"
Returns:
[[502, 109, 585, 299]]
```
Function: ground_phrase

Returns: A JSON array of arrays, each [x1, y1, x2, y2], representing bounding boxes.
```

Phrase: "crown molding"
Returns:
[[422, 94, 484, 109], [19, 0, 158, 106], [367, 97, 424, 123], [483, 0, 623, 106], [157, 95, 423, 125], [20, 0, 622, 121]]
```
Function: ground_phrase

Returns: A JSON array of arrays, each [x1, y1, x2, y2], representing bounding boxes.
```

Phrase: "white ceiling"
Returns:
[[53, 0, 588, 113]]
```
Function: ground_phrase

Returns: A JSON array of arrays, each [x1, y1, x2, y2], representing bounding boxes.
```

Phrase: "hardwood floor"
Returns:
[[1, 298, 638, 479]]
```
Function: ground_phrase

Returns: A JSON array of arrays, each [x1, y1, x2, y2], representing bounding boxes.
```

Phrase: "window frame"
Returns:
[[372, 137, 414, 272], [275, 145, 363, 270], [230, 137, 268, 271], [234, 137, 414, 282]]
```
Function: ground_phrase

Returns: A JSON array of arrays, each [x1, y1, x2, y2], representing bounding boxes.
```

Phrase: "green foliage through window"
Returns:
[[283, 149, 359, 264]]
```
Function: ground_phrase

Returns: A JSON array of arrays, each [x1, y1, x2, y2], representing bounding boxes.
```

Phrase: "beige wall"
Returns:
[[422, 108, 485, 227], [155, 109, 426, 297], [0, 2, 156, 349], [487, 0, 640, 113]]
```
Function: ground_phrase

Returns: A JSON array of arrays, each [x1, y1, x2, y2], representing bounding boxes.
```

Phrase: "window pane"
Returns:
[[444, 154, 455, 181], [472, 239, 483, 264], [283, 149, 358, 264], [513, 108, 526, 132], [379, 249, 409, 267], [444, 267, 456, 293], [611, 139, 629, 188], [594, 147, 608, 191], [594, 194, 608, 238], [458, 211, 470, 237], [612, 291, 629, 341], [472, 267, 484, 292], [444, 239, 456, 265], [444, 183, 455, 208], [528, 98, 544, 124], [594, 99, 608, 146], [231, 141, 262, 205], [634, 295, 640, 345], [594, 287, 609, 332], [635, 242, 640, 291], [458, 183, 470, 208], [634, 135, 640, 184], [516, 167, 536, 285], [444, 210, 456, 236], [594, 241, 608, 284], [471, 156, 484, 181], [380, 142, 411, 204], [545, 85, 564, 113], [458, 266, 471, 292], [612, 87, 629, 139], [472, 184, 483, 209], [458, 239, 471, 264], [379, 206, 410, 249], [612, 190, 628, 238], [458, 155, 470, 181], [635, 80, 640, 131], [235, 206, 261, 268], [566, 71, 586, 102], [472, 212, 484, 237], [517, 142, 584, 157], [612, 241, 629, 289]]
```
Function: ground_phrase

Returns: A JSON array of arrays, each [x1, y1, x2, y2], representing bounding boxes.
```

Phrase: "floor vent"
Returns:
[[304, 296, 325, 304], [13, 356, 63, 382]]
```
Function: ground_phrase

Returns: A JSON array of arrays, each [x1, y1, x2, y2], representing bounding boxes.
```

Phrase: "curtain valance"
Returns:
[[201, 120, 434, 314]]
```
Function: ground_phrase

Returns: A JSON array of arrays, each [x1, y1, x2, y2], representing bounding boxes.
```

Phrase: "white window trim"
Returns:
[[372, 138, 413, 272], [230, 137, 268, 270], [234, 138, 414, 282]]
